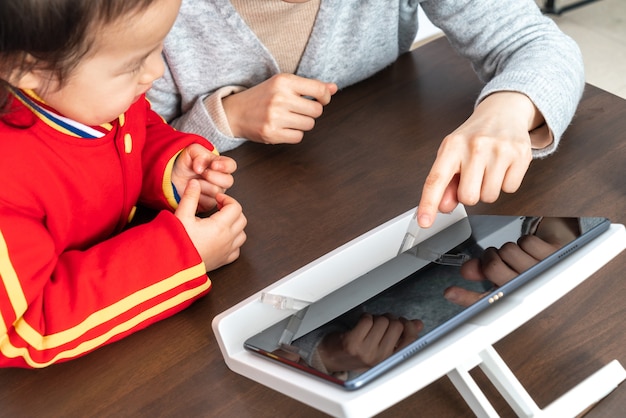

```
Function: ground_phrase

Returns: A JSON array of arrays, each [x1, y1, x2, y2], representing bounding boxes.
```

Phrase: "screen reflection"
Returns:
[[245, 216, 607, 383]]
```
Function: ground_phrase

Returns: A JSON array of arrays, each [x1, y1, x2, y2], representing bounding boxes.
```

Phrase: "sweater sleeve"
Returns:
[[0, 208, 210, 368], [148, 60, 248, 153], [419, 0, 585, 157]]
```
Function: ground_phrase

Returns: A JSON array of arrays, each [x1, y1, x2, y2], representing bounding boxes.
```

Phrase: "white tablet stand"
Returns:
[[213, 207, 626, 417]]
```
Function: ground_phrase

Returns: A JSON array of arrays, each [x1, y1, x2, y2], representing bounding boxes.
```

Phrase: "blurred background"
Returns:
[[415, 0, 626, 99]]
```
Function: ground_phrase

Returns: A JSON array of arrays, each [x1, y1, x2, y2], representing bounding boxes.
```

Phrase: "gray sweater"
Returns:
[[149, 0, 584, 154]]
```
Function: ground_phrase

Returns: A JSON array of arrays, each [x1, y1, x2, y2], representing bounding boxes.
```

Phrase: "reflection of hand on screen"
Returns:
[[316, 313, 423, 373], [443, 238, 550, 307], [444, 218, 579, 308]]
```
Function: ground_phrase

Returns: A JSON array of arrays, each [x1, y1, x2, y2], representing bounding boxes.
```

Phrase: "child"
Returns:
[[0, 0, 247, 368]]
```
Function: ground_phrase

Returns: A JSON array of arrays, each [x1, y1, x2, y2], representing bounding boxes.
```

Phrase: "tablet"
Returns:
[[244, 215, 611, 390]]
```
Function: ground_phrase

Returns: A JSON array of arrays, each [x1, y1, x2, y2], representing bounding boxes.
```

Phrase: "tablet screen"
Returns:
[[244, 215, 610, 390]]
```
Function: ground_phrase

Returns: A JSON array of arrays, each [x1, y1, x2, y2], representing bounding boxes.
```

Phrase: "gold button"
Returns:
[[119, 113, 125, 127], [124, 133, 132, 154], [127, 206, 137, 223]]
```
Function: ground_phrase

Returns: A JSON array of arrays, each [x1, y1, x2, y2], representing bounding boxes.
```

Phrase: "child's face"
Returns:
[[33, 0, 182, 126]]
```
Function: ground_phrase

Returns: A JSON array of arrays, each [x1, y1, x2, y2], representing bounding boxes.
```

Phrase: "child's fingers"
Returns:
[[200, 170, 234, 191], [183, 143, 223, 175], [191, 152, 218, 175], [198, 180, 223, 197], [215, 193, 226, 210], [214, 193, 240, 212], [212, 194, 247, 239], [175, 179, 200, 217], [209, 156, 237, 174], [191, 150, 237, 175]]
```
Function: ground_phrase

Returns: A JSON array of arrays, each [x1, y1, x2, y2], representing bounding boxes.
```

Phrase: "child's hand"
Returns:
[[175, 179, 247, 271], [172, 143, 237, 212], [222, 73, 338, 144], [417, 92, 547, 228]]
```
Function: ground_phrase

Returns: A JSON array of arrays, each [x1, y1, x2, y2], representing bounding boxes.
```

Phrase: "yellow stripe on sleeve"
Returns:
[[2, 228, 209, 351], [0, 316, 6, 340], [163, 151, 183, 209], [14, 263, 208, 350], [0, 231, 28, 333], [1, 275, 211, 368]]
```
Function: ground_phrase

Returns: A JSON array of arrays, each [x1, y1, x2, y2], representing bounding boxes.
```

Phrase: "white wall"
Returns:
[[414, 6, 443, 44]]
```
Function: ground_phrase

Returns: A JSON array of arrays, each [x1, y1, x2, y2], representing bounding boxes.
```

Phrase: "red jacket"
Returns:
[[0, 94, 213, 367]]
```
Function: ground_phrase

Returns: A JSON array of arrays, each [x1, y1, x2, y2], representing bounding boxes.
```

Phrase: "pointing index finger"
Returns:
[[418, 164, 454, 228]]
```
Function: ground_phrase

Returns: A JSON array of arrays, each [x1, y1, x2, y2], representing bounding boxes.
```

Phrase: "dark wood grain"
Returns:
[[1, 37, 623, 418]]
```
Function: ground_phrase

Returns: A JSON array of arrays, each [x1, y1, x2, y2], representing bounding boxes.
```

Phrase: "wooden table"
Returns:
[[1, 37, 624, 417]]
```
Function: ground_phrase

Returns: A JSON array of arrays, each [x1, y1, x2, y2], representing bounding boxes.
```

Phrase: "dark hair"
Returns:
[[0, 0, 157, 113]]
